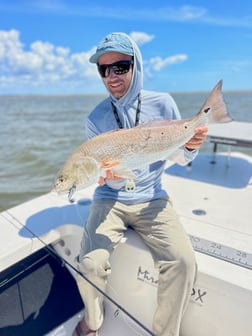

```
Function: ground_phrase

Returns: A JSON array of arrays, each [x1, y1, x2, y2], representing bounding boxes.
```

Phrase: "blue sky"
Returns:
[[0, 0, 251, 94]]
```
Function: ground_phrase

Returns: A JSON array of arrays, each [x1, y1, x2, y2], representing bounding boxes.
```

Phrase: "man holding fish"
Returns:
[[70, 32, 217, 336]]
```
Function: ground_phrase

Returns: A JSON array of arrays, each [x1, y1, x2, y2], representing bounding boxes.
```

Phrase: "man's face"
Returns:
[[98, 52, 133, 98]]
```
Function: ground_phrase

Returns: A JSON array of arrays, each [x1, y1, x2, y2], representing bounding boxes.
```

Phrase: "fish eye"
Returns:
[[184, 123, 188, 129], [204, 107, 211, 113], [58, 176, 65, 182]]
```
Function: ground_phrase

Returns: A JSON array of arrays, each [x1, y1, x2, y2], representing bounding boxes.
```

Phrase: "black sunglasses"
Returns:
[[98, 60, 133, 78]]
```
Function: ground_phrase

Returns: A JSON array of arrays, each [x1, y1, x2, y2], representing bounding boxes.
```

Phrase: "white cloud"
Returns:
[[0, 29, 188, 93], [175, 5, 206, 20], [0, 29, 98, 91], [149, 54, 188, 71], [130, 32, 155, 46]]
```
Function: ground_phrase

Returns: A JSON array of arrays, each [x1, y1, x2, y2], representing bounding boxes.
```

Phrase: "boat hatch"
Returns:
[[0, 247, 83, 336]]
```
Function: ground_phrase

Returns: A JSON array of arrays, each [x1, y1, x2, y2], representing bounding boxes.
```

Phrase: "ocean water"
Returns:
[[1, 90, 251, 212]]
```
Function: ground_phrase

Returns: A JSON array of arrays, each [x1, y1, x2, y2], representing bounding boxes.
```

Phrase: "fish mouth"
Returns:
[[50, 186, 76, 203], [50, 182, 72, 195], [51, 188, 68, 195], [68, 184, 77, 202]]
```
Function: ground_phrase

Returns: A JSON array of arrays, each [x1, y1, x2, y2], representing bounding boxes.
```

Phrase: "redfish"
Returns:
[[52, 80, 231, 197]]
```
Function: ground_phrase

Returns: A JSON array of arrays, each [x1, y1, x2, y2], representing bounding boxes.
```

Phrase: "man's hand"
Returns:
[[185, 126, 208, 150]]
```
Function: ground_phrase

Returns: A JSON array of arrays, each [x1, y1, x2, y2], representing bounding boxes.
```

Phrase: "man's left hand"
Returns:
[[185, 126, 208, 150]]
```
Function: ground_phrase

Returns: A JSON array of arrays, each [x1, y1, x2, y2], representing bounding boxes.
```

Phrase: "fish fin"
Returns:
[[100, 161, 135, 179], [112, 168, 136, 180], [100, 161, 136, 180], [101, 160, 121, 169], [200, 80, 233, 124]]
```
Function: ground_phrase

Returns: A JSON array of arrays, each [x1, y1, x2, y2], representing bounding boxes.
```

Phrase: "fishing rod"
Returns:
[[3, 211, 155, 336]]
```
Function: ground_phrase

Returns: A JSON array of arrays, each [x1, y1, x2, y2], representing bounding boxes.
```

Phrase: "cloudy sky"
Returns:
[[0, 0, 251, 94]]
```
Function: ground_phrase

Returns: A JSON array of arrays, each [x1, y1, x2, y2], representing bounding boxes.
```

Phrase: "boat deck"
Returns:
[[165, 151, 252, 288]]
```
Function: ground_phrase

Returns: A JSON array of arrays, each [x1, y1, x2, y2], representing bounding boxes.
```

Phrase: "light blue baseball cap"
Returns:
[[89, 32, 134, 64]]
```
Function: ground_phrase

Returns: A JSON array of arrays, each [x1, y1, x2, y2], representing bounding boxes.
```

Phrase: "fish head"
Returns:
[[51, 156, 100, 195], [51, 171, 76, 194]]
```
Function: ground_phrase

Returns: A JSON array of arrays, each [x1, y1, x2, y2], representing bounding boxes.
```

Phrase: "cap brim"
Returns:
[[89, 49, 134, 64], [89, 50, 107, 64]]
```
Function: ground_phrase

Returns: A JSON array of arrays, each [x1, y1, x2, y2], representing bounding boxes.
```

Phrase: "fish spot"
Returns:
[[204, 107, 211, 113]]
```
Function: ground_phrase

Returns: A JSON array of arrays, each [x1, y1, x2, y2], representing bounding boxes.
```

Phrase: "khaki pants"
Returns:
[[77, 198, 196, 336]]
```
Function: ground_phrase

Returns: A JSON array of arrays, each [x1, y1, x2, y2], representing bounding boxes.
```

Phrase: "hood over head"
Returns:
[[89, 32, 143, 107]]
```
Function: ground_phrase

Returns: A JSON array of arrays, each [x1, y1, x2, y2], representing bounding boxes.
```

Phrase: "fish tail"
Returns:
[[201, 80, 233, 124]]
